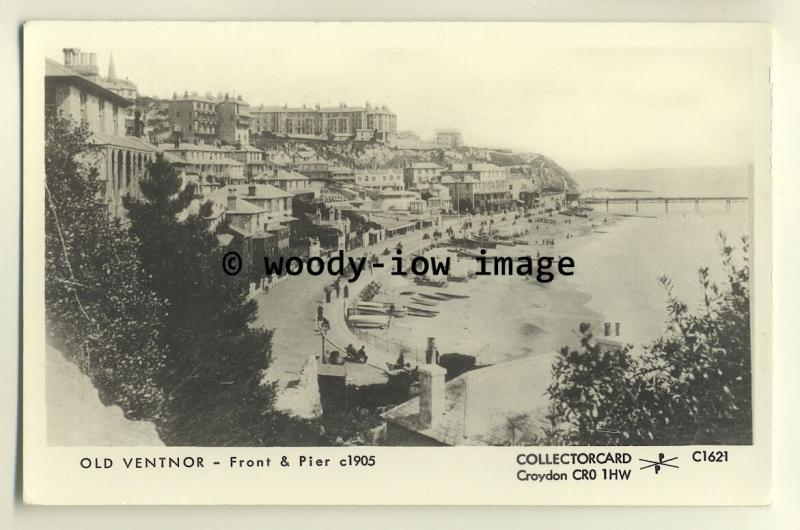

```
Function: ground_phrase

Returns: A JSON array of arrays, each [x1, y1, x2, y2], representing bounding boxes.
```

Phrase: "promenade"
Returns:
[[254, 216, 460, 407], [255, 209, 575, 416]]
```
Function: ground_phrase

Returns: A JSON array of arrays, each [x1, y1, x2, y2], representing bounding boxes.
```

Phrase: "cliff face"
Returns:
[[486, 151, 578, 192]]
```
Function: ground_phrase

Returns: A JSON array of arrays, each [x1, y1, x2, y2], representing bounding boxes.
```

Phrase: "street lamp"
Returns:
[[319, 318, 330, 364]]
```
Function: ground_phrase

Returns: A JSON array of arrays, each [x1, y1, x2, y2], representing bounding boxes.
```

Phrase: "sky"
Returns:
[[42, 23, 763, 171]]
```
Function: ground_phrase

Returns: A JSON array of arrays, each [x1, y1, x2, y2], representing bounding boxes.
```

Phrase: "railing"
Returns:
[[349, 326, 425, 365]]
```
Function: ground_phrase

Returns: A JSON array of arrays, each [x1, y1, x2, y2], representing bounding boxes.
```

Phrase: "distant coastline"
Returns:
[[588, 187, 653, 193]]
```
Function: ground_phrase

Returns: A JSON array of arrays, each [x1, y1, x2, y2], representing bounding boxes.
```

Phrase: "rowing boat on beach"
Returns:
[[346, 314, 390, 329], [418, 292, 449, 301], [406, 307, 439, 317], [411, 297, 437, 306], [435, 292, 469, 299]]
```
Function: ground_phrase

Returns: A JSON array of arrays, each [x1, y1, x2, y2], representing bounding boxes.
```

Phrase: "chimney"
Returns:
[[62, 48, 77, 66], [425, 337, 437, 364], [248, 184, 256, 197], [418, 363, 447, 430], [227, 188, 237, 211]]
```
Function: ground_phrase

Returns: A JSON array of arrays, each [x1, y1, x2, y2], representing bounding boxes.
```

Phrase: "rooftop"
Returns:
[[443, 163, 504, 173], [45, 58, 132, 106], [220, 144, 264, 153], [158, 142, 226, 152], [260, 169, 309, 181], [209, 183, 293, 204], [382, 353, 556, 446], [90, 131, 156, 152]]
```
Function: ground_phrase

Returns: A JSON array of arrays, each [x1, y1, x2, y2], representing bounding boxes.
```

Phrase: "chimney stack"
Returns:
[[134, 109, 142, 137], [425, 337, 438, 364], [227, 188, 237, 211], [418, 363, 447, 430], [63, 48, 77, 66]]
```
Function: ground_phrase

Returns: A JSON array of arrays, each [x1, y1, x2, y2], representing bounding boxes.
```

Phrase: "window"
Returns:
[[79, 91, 88, 125], [98, 100, 106, 132], [112, 104, 118, 133]]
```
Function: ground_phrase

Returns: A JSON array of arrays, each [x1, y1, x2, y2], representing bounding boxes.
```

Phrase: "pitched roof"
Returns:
[[225, 198, 266, 215], [444, 163, 504, 172], [260, 169, 309, 181], [90, 131, 156, 152], [45, 58, 131, 106], [382, 353, 556, 446], [158, 142, 225, 152], [161, 151, 189, 165], [219, 144, 264, 153], [207, 183, 293, 207]]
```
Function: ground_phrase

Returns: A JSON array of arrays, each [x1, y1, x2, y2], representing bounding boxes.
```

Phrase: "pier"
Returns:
[[583, 196, 748, 212]]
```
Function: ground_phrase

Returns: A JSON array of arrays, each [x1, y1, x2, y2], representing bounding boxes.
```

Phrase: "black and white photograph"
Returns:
[[20, 21, 778, 507], [40, 26, 759, 449]]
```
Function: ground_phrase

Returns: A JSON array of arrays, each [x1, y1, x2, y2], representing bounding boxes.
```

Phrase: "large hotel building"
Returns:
[[250, 102, 397, 141]]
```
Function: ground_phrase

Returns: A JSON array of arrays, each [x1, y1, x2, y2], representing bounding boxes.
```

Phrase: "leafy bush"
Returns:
[[45, 117, 166, 420], [545, 234, 751, 445]]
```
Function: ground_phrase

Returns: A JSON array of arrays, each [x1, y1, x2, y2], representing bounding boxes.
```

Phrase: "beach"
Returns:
[[257, 200, 750, 417], [363, 211, 617, 367]]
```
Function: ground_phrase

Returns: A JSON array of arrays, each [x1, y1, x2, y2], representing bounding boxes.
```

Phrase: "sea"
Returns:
[[566, 200, 750, 348], [368, 171, 752, 366], [567, 170, 751, 347]]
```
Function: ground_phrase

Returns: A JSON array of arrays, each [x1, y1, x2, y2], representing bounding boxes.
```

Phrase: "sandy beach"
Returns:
[[359, 210, 622, 368], [249, 203, 637, 417]]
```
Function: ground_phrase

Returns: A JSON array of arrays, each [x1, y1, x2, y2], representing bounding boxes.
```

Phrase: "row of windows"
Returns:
[[357, 174, 401, 183]]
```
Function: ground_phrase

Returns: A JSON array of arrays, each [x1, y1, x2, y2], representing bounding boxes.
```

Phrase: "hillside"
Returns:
[[135, 94, 578, 193], [253, 134, 578, 192]]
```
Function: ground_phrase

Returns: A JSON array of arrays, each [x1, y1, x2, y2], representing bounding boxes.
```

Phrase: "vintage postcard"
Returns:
[[23, 21, 772, 505]]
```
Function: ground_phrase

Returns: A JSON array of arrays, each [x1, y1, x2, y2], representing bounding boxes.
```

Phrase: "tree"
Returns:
[[124, 157, 317, 445], [45, 117, 166, 419], [545, 234, 752, 445]]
